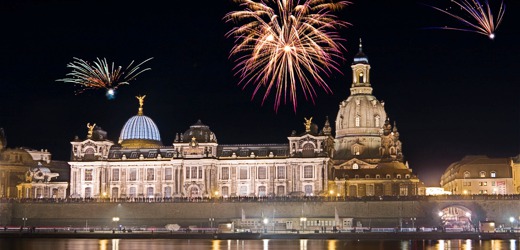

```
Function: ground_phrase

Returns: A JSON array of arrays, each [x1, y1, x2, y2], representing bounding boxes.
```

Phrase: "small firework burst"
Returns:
[[57, 57, 153, 99]]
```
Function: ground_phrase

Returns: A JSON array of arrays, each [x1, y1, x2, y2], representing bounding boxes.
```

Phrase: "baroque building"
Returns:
[[68, 42, 422, 199], [329, 43, 422, 197], [0, 128, 68, 198], [68, 98, 332, 199]]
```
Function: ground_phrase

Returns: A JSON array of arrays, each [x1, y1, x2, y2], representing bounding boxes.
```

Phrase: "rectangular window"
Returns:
[[199, 168, 203, 179], [186, 167, 190, 179], [85, 169, 93, 181], [112, 169, 120, 181], [239, 186, 248, 196], [164, 168, 173, 180], [492, 181, 496, 186], [129, 168, 137, 181], [277, 166, 286, 179], [191, 167, 198, 179], [483, 182, 487, 186], [84, 187, 91, 198], [146, 168, 154, 181], [304, 166, 313, 178], [239, 167, 248, 179], [258, 166, 267, 179], [491, 172, 496, 178], [277, 186, 285, 196], [221, 167, 229, 180]]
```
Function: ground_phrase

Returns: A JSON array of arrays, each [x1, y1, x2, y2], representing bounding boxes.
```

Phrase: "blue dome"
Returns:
[[118, 114, 162, 148]]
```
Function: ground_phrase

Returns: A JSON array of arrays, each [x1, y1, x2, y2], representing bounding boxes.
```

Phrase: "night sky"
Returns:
[[1, 0, 519, 186]]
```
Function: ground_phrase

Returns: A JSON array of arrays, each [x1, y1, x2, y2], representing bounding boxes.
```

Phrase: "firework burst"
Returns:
[[57, 57, 153, 99], [426, 0, 505, 39], [225, 0, 350, 112]]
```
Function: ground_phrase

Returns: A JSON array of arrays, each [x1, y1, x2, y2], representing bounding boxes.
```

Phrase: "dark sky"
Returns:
[[1, 0, 519, 186]]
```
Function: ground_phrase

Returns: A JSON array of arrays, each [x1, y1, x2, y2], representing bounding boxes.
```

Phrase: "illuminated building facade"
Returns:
[[440, 155, 514, 195], [68, 43, 423, 199], [329, 43, 423, 197], [68, 99, 331, 199]]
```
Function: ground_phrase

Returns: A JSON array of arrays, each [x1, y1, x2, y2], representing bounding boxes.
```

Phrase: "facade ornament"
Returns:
[[304, 117, 313, 133], [136, 95, 146, 115], [86, 123, 96, 139]]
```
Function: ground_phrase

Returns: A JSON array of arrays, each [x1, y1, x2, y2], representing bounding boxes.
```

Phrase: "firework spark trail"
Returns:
[[225, 0, 350, 112], [426, 0, 505, 39], [57, 57, 153, 98]]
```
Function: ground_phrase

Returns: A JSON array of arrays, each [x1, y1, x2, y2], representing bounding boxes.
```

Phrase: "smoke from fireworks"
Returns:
[[57, 57, 153, 99], [225, 0, 350, 112], [426, 0, 505, 39]]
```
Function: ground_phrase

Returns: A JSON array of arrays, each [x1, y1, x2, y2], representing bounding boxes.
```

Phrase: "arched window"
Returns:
[[464, 171, 470, 178], [84, 187, 92, 198], [490, 171, 496, 178], [258, 186, 266, 196], [359, 72, 364, 83], [376, 174, 381, 179], [396, 174, 401, 179], [352, 163, 359, 169], [353, 146, 360, 155], [479, 171, 486, 178], [386, 174, 391, 179], [112, 187, 119, 198], [365, 174, 370, 179], [147, 187, 154, 198], [375, 115, 380, 128], [355, 115, 360, 127], [302, 143, 315, 157], [405, 174, 410, 179]]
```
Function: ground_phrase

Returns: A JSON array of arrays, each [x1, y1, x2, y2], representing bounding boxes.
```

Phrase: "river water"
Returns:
[[0, 238, 518, 250]]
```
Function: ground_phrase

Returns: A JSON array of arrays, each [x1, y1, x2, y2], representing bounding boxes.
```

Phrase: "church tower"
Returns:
[[334, 40, 387, 168]]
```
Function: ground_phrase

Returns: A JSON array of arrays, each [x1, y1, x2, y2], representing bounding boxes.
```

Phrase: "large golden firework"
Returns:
[[225, 0, 351, 112]]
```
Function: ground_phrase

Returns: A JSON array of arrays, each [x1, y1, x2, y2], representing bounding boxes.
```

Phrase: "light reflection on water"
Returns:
[[0, 238, 518, 250]]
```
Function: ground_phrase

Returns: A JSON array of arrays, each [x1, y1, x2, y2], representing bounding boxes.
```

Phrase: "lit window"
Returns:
[[146, 168, 155, 181], [304, 166, 313, 178], [464, 171, 470, 178], [396, 174, 401, 179], [112, 169, 119, 181], [355, 115, 360, 127], [490, 171, 496, 178], [277, 166, 286, 179], [164, 168, 172, 180], [84, 169, 93, 181], [239, 167, 248, 179], [129, 169, 137, 181], [375, 115, 380, 128], [221, 167, 229, 180], [479, 171, 486, 178], [258, 166, 267, 179], [352, 163, 359, 169], [386, 174, 391, 179]]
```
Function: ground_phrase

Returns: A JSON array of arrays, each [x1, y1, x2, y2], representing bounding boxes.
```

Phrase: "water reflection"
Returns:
[[1, 238, 518, 250]]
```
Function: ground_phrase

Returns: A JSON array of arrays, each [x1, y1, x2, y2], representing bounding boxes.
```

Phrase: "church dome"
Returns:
[[118, 95, 162, 148], [180, 120, 217, 143], [335, 95, 387, 138]]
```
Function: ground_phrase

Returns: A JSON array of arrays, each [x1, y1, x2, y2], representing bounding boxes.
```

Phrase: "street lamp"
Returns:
[[263, 218, 269, 233], [22, 218, 27, 228], [411, 217, 416, 229], [329, 190, 334, 201], [209, 217, 215, 228], [509, 217, 515, 231]]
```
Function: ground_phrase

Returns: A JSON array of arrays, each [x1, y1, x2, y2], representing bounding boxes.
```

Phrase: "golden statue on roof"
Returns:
[[136, 95, 146, 115], [304, 117, 313, 132], [86, 123, 96, 138]]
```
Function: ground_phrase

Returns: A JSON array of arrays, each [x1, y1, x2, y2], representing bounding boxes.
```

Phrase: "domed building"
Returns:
[[330, 42, 422, 197], [0, 128, 68, 198], [67, 43, 422, 200], [118, 96, 162, 148], [69, 96, 331, 199]]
